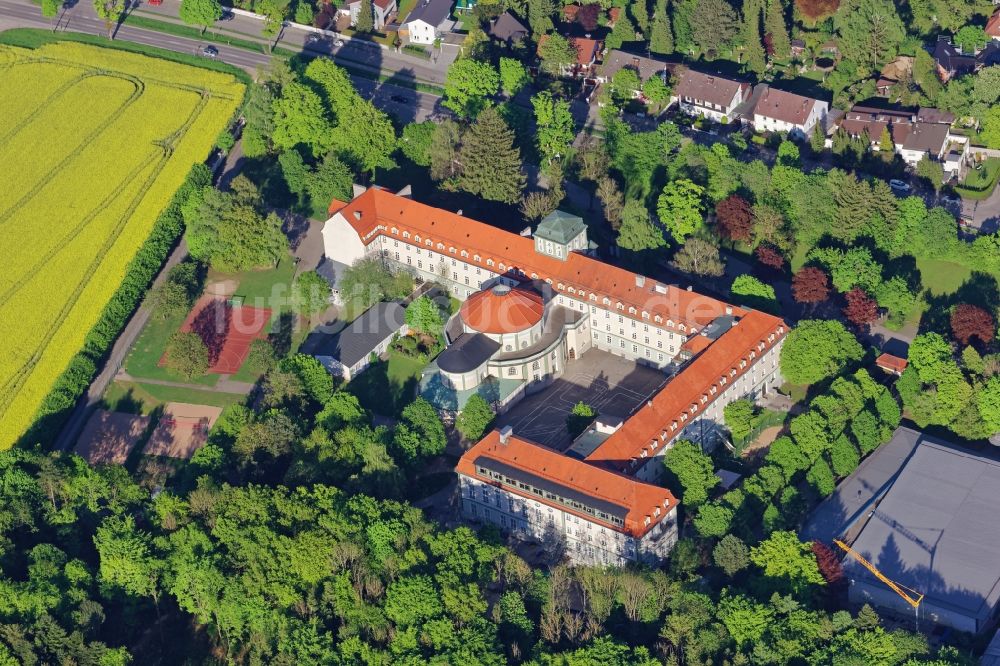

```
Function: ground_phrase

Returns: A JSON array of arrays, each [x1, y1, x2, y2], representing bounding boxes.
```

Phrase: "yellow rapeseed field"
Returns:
[[0, 43, 243, 446]]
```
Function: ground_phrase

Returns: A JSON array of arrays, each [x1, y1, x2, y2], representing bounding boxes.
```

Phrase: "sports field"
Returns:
[[0, 42, 243, 446]]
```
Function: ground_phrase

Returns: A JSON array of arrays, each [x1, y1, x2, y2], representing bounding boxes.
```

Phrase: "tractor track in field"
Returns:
[[0, 70, 145, 228], [0, 93, 210, 420]]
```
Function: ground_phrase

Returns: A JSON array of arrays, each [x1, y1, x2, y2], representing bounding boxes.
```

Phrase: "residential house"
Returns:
[[671, 68, 750, 122], [402, 0, 453, 44], [751, 86, 828, 139], [988, 9, 1000, 41], [308, 301, 407, 381], [488, 11, 528, 46], [839, 105, 917, 149], [536, 35, 601, 78], [899, 122, 953, 165], [790, 39, 806, 57], [345, 0, 396, 29], [932, 35, 1000, 81], [597, 49, 674, 98]]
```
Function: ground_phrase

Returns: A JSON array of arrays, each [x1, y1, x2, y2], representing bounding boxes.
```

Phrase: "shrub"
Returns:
[[806, 458, 836, 497], [566, 401, 597, 438]]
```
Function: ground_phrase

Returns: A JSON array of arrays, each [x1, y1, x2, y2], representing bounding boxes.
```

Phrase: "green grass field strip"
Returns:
[[0, 95, 210, 420], [0, 72, 146, 228]]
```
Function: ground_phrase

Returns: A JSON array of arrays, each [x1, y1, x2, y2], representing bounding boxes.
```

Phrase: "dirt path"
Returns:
[[740, 425, 784, 460]]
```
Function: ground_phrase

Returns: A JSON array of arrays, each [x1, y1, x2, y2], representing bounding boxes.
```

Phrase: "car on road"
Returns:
[[889, 179, 911, 193], [306, 33, 322, 44], [220, 9, 234, 19], [202, 45, 219, 58], [390, 94, 411, 104], [334, 39, 344, 46]]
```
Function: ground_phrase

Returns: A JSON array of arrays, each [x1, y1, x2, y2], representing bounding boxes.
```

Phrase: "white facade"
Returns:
[[323, 213, 699, 372], [672, 84, 746, 122], [459, 474, 678, 566], [753, 99, 828, 139], [406, 18, 439, 43]]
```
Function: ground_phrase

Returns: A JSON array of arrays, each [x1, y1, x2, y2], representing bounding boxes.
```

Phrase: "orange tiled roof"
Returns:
[[456, 430, 678, 538], [987, 10, 1000, 39], [585, 309, 786, 472], [330, 188, 742, 332], [461, 285, 544, 334], [680, 334, 713, 356], [876, 353, 908, 373]]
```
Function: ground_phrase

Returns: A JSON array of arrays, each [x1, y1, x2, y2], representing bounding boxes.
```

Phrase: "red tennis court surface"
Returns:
[[160, 296, 271, 375]]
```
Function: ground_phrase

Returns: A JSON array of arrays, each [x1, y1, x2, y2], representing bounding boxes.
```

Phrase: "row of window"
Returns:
[[473, 468, 626, 526]]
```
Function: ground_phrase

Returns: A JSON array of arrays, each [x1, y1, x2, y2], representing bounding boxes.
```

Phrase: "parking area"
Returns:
[[495, 348, 669, 451]]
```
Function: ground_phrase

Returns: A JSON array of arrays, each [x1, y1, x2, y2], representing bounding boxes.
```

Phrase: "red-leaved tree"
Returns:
[[792, 267, 830, 305], [755, 244, 785, 271], [576, 3, 600, 31], [795, 0, 840, 22], [810, 541, 845, 586], [950, 303, 996, 346], [715, 194, 753, 242], [843, 288, 878, 328]]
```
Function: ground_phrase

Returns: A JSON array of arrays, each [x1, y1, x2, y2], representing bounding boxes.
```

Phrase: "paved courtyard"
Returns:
[[495, 349, 669, 452]]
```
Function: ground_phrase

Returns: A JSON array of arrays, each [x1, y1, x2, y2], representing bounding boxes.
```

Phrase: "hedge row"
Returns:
[[19, 164, 212, 448], [692, 368, 902, 540]]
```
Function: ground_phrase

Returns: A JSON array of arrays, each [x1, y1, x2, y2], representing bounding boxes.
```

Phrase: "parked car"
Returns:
[[202, 45, 219, 58], [220, 9, 234, 20], [334, 38, 344, 46], [889, 179, 911, 193]]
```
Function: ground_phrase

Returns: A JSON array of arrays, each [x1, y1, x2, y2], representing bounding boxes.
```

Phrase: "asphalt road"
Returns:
[[0, 0, 447, 122]]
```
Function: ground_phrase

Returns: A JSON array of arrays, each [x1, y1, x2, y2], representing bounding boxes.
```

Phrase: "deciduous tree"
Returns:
[[833, 0, 904, 73], [843, 287, 878, 328], [457, 394, 495, 440], [164, 332, 209, 380], [792, 266, 830, 305], [780, 319, 863, 385], [951, 303, 995, 346], [617, 201, 666, 252], [532, 91, 575, 164], [443, 58, 500, 117], [663, 439, 717, 505], [670, 236, 725, 276], [499, 57, 529, 96], [179, 0, 223, 32], [657, 178, 705, 242], [715, 194, 753, 241]]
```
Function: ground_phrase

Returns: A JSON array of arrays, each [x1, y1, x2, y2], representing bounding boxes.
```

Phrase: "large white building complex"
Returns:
[[322, 186, 788, 565]]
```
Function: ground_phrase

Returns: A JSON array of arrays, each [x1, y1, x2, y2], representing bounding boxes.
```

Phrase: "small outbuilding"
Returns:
[[308, 302, 407, 381]]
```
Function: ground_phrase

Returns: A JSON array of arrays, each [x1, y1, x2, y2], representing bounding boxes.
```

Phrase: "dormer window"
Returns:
[[414, 235, 421, 242], [680, 413, 688, 422], [474, 254, 481, 261], [437, 242, 444, 250], [603, 297, 611, 306], [589, 294, 597, 301], [655, 315, 662, 323], [499, 263, 506, 271], [391, 227, 398, 234], [461, 250, 469, 258], [670, 421, 678, 431], [689, 404, 697, 414], [740, 360, 747, 369], [557, 283, 565, 290], [720, 376, 727, 386], [531, 273, 538, 279], [642, 311, 649, 319], [402, 231, 410, 238], [487, 258, 494, 266], [730, 369, 737, 377], [616, 302, 624, 311], [700, 395, 708, 404], [710, 386, 717, 395], [449, 246, 456, 254], [628, 306, 637, 314], [425, 239, 432, 246]]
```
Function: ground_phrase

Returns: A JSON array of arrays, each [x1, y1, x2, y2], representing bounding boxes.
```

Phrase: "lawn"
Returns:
[[916, 257, 973, 296], [125, 309, 220, 386], [102, 379, 246, 414], [347, 350, 428, 417], [0, 41, 242, 447], [955, 158, 1000, 200]]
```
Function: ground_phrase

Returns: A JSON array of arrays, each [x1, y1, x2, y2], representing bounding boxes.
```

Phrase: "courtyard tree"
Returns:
[[566, 401, 597, 438], [724, 399, 754, 442], [779, 319, 863, 385], [405, 296, 445, 336], [843, 287, 879, 329], [291, 270, 332, 317], [457, 394, 495, 441], [164, 331, 209, 380], [663, 439, 717, 506], [657, 178, 705, 242]]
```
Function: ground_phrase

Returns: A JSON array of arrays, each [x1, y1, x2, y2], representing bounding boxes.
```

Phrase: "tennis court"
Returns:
[[144, 402, 223, 459], [161, 296, 272, 375]]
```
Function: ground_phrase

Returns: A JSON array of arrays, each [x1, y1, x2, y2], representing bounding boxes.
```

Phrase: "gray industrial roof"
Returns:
[[309, 302, 406, 368], [838, 432, 1000, 621], [436, 332, 500, 373], [405, 0, 453, 27], [801, 427, 923, 544]]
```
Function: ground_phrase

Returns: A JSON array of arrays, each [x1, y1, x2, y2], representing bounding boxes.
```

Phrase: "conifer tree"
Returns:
[[458, 107, 526, 204], [741, 0, 766, 74], [650, 0, 673, 54], [630, 0, 650, 36], [355, 0, 374, 32], [763, 0, 789, 60]]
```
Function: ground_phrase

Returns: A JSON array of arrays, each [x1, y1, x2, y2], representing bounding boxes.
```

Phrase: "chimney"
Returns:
[[396, 184, 413, 199], [457, 209, 463, 216], [632, 56, 640, 68], [635, 275, 645, 288], [352, 183, 367, 198], [353, 211, 362, 221], [499, 425, 513, 445], [686, 285, 693, 292]]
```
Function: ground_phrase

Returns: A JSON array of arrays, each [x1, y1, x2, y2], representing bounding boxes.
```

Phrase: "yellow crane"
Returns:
[[833, 539, 924, 609]]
